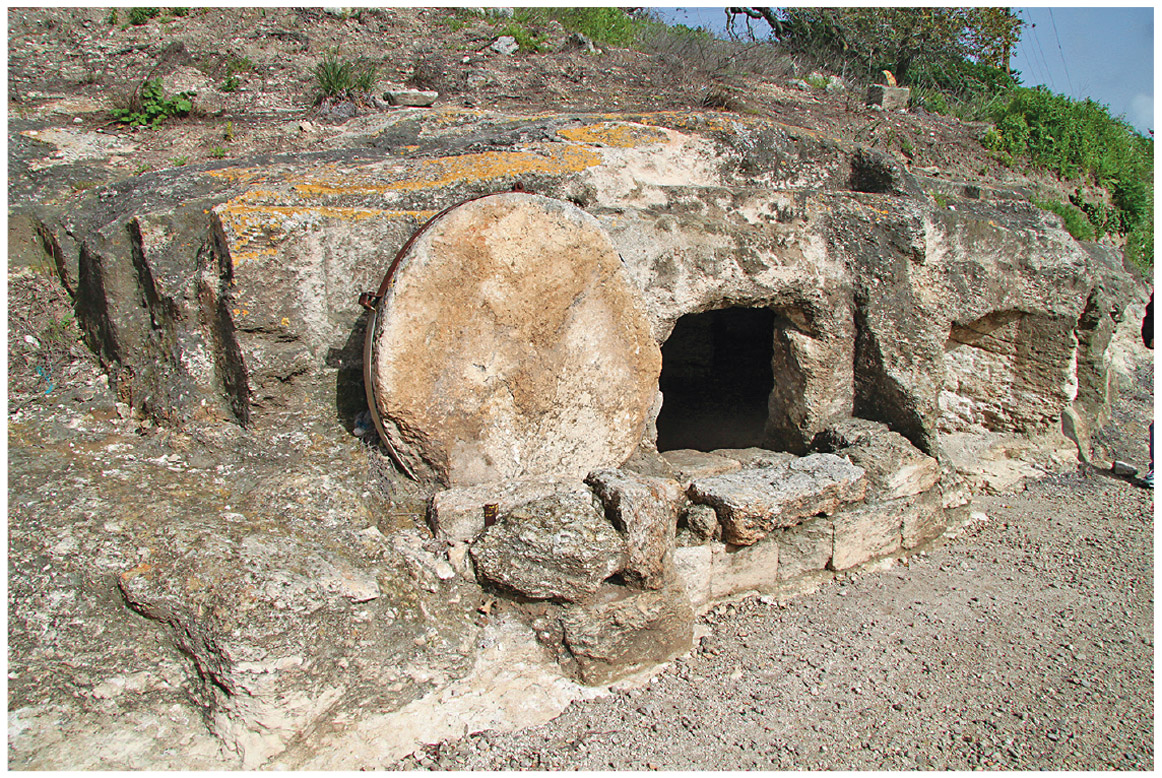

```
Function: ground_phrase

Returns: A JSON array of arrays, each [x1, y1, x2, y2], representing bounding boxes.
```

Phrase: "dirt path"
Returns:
[[394, 471, 1153, 770]]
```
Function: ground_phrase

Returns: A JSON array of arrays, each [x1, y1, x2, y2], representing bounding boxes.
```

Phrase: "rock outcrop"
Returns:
[[22, 105, 1141, 768], [37, 108, 1132, 470]]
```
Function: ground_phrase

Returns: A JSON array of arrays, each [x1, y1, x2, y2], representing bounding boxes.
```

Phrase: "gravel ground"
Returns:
[[394, 471, 1153, 771]]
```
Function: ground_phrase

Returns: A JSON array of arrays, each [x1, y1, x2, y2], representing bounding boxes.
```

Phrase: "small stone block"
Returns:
[[866, 84, 910, 111]]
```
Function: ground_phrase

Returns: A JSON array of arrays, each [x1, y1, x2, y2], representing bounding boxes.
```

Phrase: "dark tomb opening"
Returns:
[[656, 307, 775, 452]]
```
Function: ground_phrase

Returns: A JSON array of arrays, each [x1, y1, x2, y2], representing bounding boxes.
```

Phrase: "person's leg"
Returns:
[[1145, 422, 1154, 488]]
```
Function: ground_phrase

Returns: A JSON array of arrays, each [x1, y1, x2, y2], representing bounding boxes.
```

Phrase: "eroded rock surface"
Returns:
[[586, 468, 684, 590], [689, 454, 867, 545], [470, 492, 627, 603]]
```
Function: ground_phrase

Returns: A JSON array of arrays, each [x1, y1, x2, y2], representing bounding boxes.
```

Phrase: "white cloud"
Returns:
[[1130, 93, 1154, 132]]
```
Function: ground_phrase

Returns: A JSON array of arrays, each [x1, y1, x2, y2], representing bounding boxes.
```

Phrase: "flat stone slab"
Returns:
[[660, 449, 741, 486], [688, 453, 866, 545], [711, 448, 797, 469], [367, 193, 661, 487]]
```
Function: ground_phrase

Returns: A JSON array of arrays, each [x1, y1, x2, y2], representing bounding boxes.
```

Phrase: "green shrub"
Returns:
[[804, 73, 829, 90], [111, 78, 194, 128], [498, 22, 548, 53], [1124, 210, 1154, 275], [917, 89, 950, 115], [985, 85, 1153, 267], [314, 50, 378, 103], [226, 56, 254, 77], [221, 76, 239, 93], [1034, 198, 1096, 242], [209, 146, 226, 159], [128, 8, 161, 26]]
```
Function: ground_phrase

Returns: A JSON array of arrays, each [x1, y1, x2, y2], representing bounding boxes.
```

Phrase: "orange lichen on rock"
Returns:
[[292, 146, 602, 196], [557, 122, 670, 148], [213, 197, 436, 265]]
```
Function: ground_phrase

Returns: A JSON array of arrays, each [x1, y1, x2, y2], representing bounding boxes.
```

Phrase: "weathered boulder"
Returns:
[[815, 417, 941, 500], [586, 469, 684, 590], [469, 492, 627, 602], [688, 453, 867, 545], [560, 584, 694, 685], [366, 192, 661, 487]]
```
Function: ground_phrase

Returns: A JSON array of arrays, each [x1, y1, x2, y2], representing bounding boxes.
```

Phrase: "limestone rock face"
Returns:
[[367, 193, 661, 487], [689, 453, 867, 545], [469, 492, 627, 602], [586, 468, 684, 590]]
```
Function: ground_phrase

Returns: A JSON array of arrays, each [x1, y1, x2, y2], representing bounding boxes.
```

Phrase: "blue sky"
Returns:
[[654, 6, 1154, 135]]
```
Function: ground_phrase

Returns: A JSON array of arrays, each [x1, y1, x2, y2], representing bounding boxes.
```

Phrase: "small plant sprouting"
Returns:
[[170, 156, 189, 167], [221, 76, 239, 92], [209, 146, 227, 159], [225, 56, 254, 76], [111, 78, 194, 128], [223, 120, 235, 141], [106, 9, 118, 25]]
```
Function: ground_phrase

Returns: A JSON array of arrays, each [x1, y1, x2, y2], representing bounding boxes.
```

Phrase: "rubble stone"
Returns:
[[683, 503, 720, 542], [866, 84, 910, 111], [560, 584, 694, 685], [586, 469, 684, 590], [831, 498, 907, 570], [815, 418, 940, 500], [710, 538, 780, 599], [774, 514, 834, 581], [470, 492, 627, 603]]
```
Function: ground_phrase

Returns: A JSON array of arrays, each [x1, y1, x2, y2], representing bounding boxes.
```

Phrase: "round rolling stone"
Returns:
[[366, 192, 661, 487]]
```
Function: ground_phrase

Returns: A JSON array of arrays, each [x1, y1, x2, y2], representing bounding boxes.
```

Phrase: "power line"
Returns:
[[1048, 9, 1076, 97], [1026, 15, 1056, 92]]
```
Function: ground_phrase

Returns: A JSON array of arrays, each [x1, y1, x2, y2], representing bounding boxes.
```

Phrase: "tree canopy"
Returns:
[[726, 7, 1023, 85]]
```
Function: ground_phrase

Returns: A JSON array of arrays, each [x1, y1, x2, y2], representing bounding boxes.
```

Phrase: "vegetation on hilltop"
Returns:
[[553, 5, 1152, 273]]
